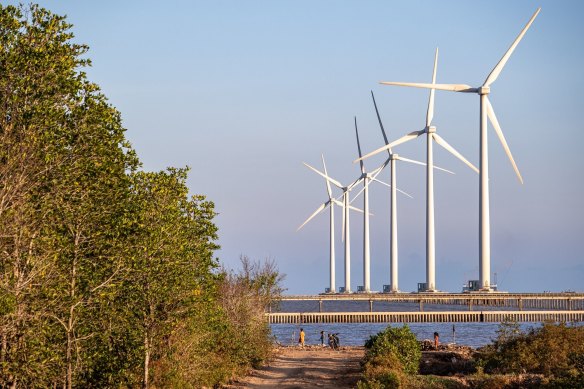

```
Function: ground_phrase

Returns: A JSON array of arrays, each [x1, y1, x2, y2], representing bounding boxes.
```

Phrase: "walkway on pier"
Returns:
[[277, 292, 584, 312]]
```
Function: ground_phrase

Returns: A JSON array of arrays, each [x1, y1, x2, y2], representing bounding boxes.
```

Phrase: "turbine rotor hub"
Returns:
[[427, 126, 437, 133], [478, 86, 491, 95]]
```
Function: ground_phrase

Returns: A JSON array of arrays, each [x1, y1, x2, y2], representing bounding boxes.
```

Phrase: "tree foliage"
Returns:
[[0, 3, 283, 388], [481, 321, 584, 382]]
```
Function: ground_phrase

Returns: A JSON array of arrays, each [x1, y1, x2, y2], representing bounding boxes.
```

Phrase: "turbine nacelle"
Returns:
[[478, 86, 491, 95]]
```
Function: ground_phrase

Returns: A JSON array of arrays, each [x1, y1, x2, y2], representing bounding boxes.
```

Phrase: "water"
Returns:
[[270, 300, 564, 348], [271, 322, 536, 348]]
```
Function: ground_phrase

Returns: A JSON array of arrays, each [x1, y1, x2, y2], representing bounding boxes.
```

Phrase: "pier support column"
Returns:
[[518, 298, 523, 311], [319, 300, 323, 313], [369, 300, 373, 313], [568, 298, 572, 311], [419, 300, 424, 312]]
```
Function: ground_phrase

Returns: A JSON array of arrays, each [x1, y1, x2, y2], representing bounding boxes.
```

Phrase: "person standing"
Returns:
[[433, 332, 440, 349], [320, 330, 325, 346], [299, 328, 305, 347]]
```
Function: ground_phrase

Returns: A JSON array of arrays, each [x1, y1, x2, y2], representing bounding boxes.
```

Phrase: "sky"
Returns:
[[8, 0, 584, 294]]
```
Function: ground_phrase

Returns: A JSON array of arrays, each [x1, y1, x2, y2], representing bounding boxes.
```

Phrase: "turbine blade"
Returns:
[[372, 177, 391, 189], [348, 204, 364, 214], [483, 8, 541, 87], [395, 155, 426, 167], [396, 187, 414, 199], [321, 154, 333, 199], [426, 48, 439, 127], [349, 185, 366, 204], [347, 176, 363, 192], [304, 162, 344, 188], [486, 98, 524, 184], [380, 82, 478, 93], [354, 130, 424, 163], [371, 91, 391, 151], [297, 202, 329, 231], [432, 133, 479, 174], [354, 117, 365, 174], [371, 157, 391, 178], [433, 165, 455, 175]]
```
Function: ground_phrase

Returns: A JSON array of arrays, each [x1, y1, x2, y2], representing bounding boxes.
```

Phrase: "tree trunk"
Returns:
[[142, 332, 150, 389], [1, 331, 6, 363], [66, 242, 78, 389], [66, 326, 72, 389]]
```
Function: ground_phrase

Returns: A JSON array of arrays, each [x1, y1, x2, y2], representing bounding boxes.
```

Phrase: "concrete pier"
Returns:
[[267, 310, 584, 324]]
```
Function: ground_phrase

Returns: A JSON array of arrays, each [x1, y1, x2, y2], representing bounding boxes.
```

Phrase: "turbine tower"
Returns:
[[359, 50, 478, 292], [378, 8, 540, 291], [301, 161, 363, 293]]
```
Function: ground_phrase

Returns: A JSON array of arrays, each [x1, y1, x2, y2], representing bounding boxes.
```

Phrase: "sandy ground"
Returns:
[[225, 346, 364, 389]]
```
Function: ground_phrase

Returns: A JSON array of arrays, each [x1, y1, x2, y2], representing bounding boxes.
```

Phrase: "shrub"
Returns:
[[358, 325, 421, 388], [364, 325, 421, 375], [481, 320, 584, 379]]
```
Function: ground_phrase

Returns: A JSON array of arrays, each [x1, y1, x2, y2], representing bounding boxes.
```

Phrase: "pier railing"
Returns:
[[276, 293, 584, 312]]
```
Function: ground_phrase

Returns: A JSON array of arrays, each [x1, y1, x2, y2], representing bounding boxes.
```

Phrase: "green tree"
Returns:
[[40, 89, 138, 389], [0, 4, 138, 387], [0, 4, 278, 388], [124, 168, 218, 388]]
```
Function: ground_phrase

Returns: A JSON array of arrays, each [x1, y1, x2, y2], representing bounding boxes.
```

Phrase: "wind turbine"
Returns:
[[354, 117, 395, 293], [378, 8, 540, 291], [358, 50, 478, 292], [354, 92, 447, 292], [300, 160, 363, 293], [298, 155, 342, 293]]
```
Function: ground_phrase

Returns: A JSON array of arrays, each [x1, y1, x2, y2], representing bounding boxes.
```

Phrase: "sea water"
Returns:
[[270, 321, 536, 348], [270, 300, 562, 348]]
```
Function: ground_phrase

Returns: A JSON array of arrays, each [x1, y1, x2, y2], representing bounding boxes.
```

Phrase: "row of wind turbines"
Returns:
[[298, 8, 541, 293]]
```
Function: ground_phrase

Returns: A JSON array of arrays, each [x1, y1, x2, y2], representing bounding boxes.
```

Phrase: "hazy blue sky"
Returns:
[[10, 1, 583, 294]]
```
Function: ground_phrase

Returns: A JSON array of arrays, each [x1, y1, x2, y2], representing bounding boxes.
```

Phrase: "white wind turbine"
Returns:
[[358, 49, 478, 292], [378, 8, 540, 291], [354, 92, 449, 293], [297, 155, 342, 293], [299, 159, 363, 293], [354, 117, 396, 293]]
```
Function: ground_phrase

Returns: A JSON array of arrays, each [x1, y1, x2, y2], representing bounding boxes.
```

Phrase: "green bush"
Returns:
[[358, 325, 421, 388], [481, 321, 584, 379], [364, 325, 421, 375]]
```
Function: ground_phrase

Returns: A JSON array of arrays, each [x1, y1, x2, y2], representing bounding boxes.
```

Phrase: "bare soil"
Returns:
[[224, 346, 364, 389]]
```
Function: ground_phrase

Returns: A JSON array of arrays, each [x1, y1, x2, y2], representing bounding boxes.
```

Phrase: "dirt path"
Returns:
[[225, 346, 364, 389]]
